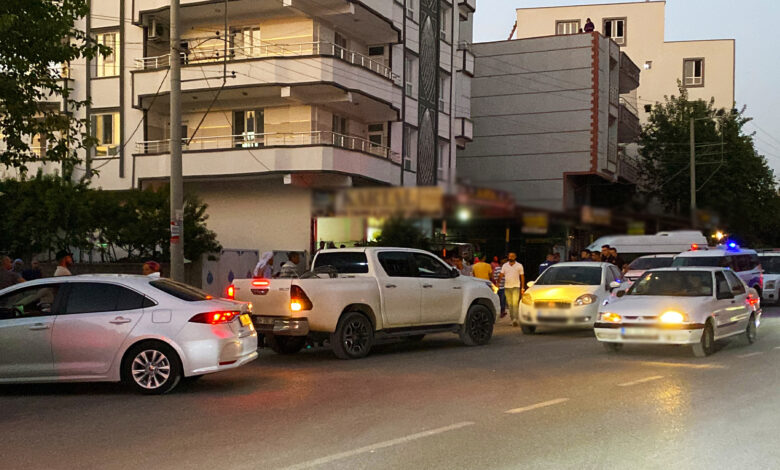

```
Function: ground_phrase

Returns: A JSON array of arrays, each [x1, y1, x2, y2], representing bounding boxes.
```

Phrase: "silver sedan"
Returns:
[[0, 274, 258, 394]]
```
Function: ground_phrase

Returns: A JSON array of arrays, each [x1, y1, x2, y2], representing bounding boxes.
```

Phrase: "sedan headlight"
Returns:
[[600, 312, 622, 323], [522, 293, 533, 305], [574, 294, 597, 306], [660, 311, 688, 324]]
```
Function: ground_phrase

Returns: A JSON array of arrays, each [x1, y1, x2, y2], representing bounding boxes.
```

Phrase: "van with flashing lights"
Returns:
[[672, 244, 763, 296], [586, 231, 707, 264]]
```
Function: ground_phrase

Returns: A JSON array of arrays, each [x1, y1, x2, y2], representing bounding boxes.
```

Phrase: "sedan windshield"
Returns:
[[628, 257, 675, 271], [759, 256, 780, 274], [628, 271, 713, 297], [536, 266, 602, 286]]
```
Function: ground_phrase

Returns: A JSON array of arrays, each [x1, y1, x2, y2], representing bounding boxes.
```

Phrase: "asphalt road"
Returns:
[[3, 308, 780, 470]]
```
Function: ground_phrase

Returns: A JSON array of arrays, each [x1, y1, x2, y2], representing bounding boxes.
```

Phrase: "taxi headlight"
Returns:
[[575, 294, 597, 306], [600, 312, 622, 323], [660, 311, 688, 324], [522, 293, 533, 305]]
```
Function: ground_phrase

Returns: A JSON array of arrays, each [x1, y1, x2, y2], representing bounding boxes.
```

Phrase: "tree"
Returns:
[[638, 85, 780, 246], [0, 0, 109, 173], [373, 216, 431, 250]]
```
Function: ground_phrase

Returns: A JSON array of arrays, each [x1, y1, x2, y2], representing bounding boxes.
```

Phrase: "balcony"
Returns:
[[619, 51, 640, 94], [456, 43, 475, 77], [133, 131, 401, 185], [618, 97, 641, 143], [458, 0, 477, 18]]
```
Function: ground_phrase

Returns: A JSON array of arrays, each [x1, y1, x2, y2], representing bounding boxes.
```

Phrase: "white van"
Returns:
[[586, 231, 707, 263], [672, 245, 763, 295]]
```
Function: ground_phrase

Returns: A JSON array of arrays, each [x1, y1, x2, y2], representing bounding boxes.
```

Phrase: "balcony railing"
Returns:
[[135, 131, 399, 162], [618, 152, 640, 183], [134, 41, 398, 81], [619, 96, 638, 116]]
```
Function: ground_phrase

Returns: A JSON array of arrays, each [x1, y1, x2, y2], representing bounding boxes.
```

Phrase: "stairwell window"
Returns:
[[683, 58, 705, 87], [91, 112, 120, 156], [95, 31, 120, 77], [603, 18, 626, 45], [556, 20, 580, 35]]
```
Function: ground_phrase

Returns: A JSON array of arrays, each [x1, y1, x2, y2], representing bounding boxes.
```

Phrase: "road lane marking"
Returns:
[[618, 375, 664, 387], [505, 398, 569, 414], [639, 361, 725, 370], [773, 346, 780, 350], [281, 422, 475, 470], [737, 352, 763, 358]]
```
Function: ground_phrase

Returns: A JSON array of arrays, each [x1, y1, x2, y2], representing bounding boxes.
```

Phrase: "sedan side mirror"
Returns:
[[609, 281, 622, 291], [450, 268, 460, 278], [526, 281, 535, 288]]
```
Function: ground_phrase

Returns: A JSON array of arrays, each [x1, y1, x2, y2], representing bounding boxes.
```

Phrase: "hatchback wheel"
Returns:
[[460, 304, 494, 346], [692, 321, 715, 357], [331, 312, 374, 359], [520, 325, 536, 335], [745, 313, 757, 344], [123, 341, 182, 394]]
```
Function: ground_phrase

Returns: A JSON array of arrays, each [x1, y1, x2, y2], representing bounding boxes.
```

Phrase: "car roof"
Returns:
[[675, 247, 757, 257], [0, 274, 157, 297], [548, 262, 611, 268]]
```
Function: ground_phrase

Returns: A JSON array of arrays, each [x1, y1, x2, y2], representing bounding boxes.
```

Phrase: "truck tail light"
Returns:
[[251, 279, 270, 287], [226, 285, 235, 299], [190, 311, 241, 324], [290, 285, 313, 312]]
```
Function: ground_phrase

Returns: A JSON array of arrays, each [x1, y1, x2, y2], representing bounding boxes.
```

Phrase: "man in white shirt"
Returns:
[[500, 252, 525, 327], [54, 250, 74, 277]]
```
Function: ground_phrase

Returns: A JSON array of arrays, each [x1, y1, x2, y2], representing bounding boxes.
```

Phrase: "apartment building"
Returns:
[[515, 1, 735, 121], [457, 32, 641, 211], [9, 0, 476, 254]]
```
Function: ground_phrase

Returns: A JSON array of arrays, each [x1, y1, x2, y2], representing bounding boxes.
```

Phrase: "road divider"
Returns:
[[505, 398, 569, 414], [617, 375, 664, 387]]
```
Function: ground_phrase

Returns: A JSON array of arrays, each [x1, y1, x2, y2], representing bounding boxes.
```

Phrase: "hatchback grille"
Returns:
[[534, 301, 571, 309]]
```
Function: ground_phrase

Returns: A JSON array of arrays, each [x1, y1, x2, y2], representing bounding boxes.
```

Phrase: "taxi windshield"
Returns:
[[536, 266, 602, 286], [628, 271, 713, 297]]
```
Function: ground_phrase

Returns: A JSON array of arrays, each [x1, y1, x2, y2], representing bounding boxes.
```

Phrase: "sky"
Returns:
[[472, 0, 780, 174]]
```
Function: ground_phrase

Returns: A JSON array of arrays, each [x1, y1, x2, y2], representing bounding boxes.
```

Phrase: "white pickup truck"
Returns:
[[230, 247, 500, 359]]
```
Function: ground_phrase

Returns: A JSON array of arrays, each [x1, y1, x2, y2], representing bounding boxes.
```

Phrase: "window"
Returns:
[[64, 283, 148, 314], [230, 26, 261, 58], [404, 56, 415, 96], [412, 253, 451, 278], [150, 279, 212, 301], [406, 0, 416, 20], [439, 75, 448, 112], [644, 60, 653, 70], [628, 271, 713, 297], [334, 32, 348, 60], [683, 58, 704, 87], [0, 284, 61, 319], [724, 271, 746, 295], [556, 20, 580, 35], [377, 252, 416, 277], [440, 2, 451, 42], [234, 110, 264, 147], [403, 125, 416, 171], [734, 255, 752, 272], [715, 272, 731, 298], [95, 31, 120, 77], [438, 142, 446, 180], [313, 253, 369, 274], [91, 112, 120, 156], [332, 115, 348, 147], [368, 123, 385, 150], [603, 18, 626, 45]]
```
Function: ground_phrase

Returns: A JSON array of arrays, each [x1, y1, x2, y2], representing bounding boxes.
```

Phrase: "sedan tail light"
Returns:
[[189, 311, 241, 324]]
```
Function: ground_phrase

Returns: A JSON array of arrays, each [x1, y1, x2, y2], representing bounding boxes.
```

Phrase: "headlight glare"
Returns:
[[660, 311, 687, 324], [522, 293, 533, 305], [575, 294, 597, 306], [601, 312, 622, 323]]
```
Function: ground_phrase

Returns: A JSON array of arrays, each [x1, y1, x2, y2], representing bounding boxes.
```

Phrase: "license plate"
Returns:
[[239, 314, 252, 327], [621, 327, 658, 339]]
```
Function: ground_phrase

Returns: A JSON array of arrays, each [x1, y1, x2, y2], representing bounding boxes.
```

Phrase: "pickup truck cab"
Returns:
[[231, 248, 500, 359]]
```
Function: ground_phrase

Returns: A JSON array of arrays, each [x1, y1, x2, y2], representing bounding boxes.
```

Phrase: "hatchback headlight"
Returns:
[[522, 293, 533, 305], [575, 294, 597, 306], [660, 311, 688, 324], [600, 312, 622, 323]]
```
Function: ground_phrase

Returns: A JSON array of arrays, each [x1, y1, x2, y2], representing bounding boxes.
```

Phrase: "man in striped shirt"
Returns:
[[493, 256, 507, 318]]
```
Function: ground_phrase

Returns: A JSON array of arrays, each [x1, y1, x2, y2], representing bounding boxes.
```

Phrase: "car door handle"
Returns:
[[453, 286, 462, 290], [422, 284, 433, 288], [385, 284, 397, 288], [110, 317, 132, 324], [29, 323, 50, 330]]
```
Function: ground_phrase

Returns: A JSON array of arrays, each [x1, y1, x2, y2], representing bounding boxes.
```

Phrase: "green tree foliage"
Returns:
[[0, 175, 222, 261], [0, 0, 109, 172], [639, 86, 780, 246], [373, 216, 431, 250]]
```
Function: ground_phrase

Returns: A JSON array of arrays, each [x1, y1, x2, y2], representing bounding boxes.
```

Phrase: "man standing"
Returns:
[[279, 252, 301, 278], [54, 250, 74, 277], [0, 256, 25, 289], [472, 255, 492, 281], [500, 252, 525, 327], [142, 261, 162, 278], [580, 250, 591, 261], [493, 256, 507, 318], [21, 258, 43, 281], [610, 247, 625, 270], [584, 18, 595, 32], [601, 245, 615, 264], [538, 253, 555, 275]]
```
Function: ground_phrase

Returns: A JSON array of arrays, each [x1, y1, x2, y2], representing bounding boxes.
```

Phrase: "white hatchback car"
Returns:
[[595, 267, 760, 357], [0, 275, 258, 394], [520, 262, 624, 334]]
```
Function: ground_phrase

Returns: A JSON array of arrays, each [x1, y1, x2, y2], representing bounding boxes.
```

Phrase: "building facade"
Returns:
[[514, 0, 735, 121], [457, 33, 640, 211], [5, 0, 477, 255]]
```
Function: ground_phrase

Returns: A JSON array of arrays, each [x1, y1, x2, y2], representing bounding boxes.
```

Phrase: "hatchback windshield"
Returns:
[[672, 256, 725, 267], [628, 257, 675, 271], [628, 271, 713, 297], [536, 266, 602, 286], [759, 256, 780, 274]]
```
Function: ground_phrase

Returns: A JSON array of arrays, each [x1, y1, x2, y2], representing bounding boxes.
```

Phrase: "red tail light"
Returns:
[[226, 285, 235, 299], [189, 311, 241, 324], [691, 244, 699, 250], [251, 279, 270, 287], [290, 285, 313, 312]]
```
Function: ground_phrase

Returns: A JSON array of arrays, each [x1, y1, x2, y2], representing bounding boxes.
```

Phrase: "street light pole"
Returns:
[[689, 117, 696, 229], [169, 0, 185, 281]]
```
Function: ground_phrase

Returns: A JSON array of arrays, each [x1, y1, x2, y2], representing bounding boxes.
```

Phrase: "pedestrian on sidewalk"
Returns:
[[610, 247, 626, 270], [538, 253, 555, 275], [590, 251, 602, 262], [278, 252, 301, 278], [54, 250, 74, 277], [142, 261, 161, 278], [0, 256, 24, 289], [493, 256, 507, 318], [472, 255, 492, 280], [580, 249, 591, 261], [500, 252, 525, 327], [22, 258, 43, 281], [253, 251, 274, 278]]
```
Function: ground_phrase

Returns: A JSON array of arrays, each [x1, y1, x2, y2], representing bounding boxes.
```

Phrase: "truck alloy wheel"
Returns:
[[460, 305, 494, 346], [331, 312, 374, 359]]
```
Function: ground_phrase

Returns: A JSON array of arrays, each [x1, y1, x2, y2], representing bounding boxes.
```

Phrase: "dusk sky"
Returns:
[[472, 0, 780, 175]]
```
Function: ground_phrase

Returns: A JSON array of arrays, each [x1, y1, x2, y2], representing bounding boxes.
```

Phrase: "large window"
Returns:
[[603, 18, 626, 45], [63, 283, 150, 314], [234, 109, 264, 147], [683, 58, 704, 87], [230, 26, 261, 58], [91, 112, 120, 156], [313, 252, 369, 274], [556, 20, 580, 35], [378, 252, 416, 277], [412, 253, 451, 278], [95, 31, 120, 77]]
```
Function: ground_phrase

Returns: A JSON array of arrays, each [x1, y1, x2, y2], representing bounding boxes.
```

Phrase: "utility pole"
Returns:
[[689, 117, 696, 229], [169, 0, 185, 281]]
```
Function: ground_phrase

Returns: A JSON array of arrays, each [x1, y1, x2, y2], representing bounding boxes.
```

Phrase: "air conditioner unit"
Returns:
[[147, 18, 164, 41]]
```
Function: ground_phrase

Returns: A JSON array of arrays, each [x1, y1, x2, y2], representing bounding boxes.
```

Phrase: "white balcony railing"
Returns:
[[135, 41, 398, 81], [618, 96, 638, 116], [135, 131, 399, 162]]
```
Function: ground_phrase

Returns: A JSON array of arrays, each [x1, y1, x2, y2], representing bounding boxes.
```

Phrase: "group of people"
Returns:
[[577, 244, 626, 271], [253, 251, 301, 279]]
